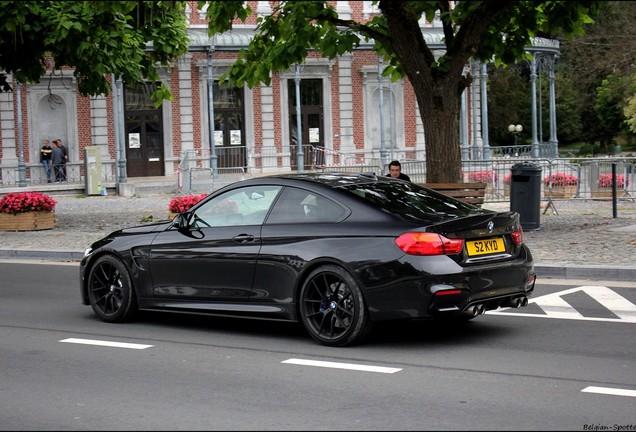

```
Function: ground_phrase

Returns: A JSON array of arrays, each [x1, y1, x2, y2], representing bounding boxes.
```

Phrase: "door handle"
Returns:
[[233, 234, 255, 243]]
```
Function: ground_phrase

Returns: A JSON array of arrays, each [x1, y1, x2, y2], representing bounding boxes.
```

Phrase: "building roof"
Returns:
[[183, 26, 559, 55]]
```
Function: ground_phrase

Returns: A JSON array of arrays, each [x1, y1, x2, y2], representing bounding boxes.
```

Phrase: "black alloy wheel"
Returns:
[[87, 255, 138, 323], [299, 265, 371, 347]]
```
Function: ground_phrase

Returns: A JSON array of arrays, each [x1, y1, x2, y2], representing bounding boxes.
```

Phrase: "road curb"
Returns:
[[534, 263, 636, 282], [0, 248, 85, 262]]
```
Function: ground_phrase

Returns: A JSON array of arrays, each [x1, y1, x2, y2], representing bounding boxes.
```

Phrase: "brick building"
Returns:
[[0, 1, 559, 187]]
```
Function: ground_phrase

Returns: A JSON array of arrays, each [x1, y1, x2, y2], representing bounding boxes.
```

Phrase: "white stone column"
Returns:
[[0, 76, 18, 167], [338, 53, 354, 153], [178, 54, 194, 156]]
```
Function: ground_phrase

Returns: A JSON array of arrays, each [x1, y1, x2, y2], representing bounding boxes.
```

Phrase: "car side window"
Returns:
[[266, 187, 346, 224], [191, 186, 282, 228]]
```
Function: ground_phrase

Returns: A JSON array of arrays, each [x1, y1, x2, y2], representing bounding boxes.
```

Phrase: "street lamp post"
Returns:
[[508, 124, 523, 146]]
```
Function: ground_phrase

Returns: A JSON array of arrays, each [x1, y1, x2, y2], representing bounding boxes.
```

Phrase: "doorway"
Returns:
[[288, 79, 324, 170], [124, 83, 164, 177], [212, 82, 246, 169]]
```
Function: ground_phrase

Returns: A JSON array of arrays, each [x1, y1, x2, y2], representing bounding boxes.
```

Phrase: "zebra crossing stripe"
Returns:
[[488, 286, 636, 323], [578, 286, 636, 321]]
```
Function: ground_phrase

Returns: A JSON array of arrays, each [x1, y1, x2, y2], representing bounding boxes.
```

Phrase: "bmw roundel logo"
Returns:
[[487, 221, 494, 233]]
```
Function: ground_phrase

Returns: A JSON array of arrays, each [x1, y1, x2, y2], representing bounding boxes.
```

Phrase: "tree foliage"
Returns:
[[624, 74, 636, 134], [203, 1, 601, 182], [556, 1, 636, 147], [594, 74, 630, 149], [0, 1, 190, 103]]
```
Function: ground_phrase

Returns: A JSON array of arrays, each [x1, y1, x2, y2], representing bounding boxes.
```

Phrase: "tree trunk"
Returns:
[[416, 81, 463, 183], [380, 1, 467, 183]]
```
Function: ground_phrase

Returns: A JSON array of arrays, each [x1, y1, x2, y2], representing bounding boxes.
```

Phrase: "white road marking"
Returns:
[[282, 358, 401, 374], [582, 386, 636, 398], [488, 286, 636, 323], [60, 338, 153, 349]]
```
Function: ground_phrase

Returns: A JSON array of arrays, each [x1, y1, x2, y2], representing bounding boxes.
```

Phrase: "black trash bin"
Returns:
[[510, 162, 541, 230]]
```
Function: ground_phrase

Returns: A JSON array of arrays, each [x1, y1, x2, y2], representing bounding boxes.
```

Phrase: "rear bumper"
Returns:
[[364, 254, 535, 322]]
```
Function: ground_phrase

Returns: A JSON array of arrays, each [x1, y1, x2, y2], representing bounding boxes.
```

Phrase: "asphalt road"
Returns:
[[2, 261, 635, 431]]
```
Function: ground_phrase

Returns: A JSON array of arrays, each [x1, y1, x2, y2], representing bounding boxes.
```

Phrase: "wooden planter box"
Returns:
[[591, 188, 614, 199], [0, 211, 56, 231], [545, 185, 577, 198]]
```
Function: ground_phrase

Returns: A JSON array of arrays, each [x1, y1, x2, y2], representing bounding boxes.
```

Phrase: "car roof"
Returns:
[[245, 172, 397, 188]]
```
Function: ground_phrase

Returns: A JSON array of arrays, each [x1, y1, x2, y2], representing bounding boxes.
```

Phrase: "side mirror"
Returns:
[[172, 213, 189, 231]]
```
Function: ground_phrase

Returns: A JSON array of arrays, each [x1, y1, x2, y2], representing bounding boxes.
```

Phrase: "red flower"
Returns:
[[168, 193, 207, 213], [598, 174, 628, 188], [468, 170, 497, 183], [544, 173, 578, 186], [0, 192, 57, 215]]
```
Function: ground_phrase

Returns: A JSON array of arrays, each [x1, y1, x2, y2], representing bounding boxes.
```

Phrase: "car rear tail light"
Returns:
[[511, 225, 524, 245], [434, 289, 462, 296], [395, 232, 464, 256]]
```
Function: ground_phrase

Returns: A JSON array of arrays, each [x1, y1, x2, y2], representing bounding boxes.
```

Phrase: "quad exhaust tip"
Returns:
[[471, 304, 486, 316], [508, 296, 529, 308]]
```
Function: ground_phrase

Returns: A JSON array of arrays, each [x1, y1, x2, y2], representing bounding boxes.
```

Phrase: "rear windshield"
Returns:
[[337, 181, 484, 221]]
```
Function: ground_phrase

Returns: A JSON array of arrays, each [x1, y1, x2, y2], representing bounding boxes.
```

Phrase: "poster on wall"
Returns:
[[309, 128, 320, 143], [230, 130, 241, 145], [128, 133, 141, 148], [214, 131, 223, 147]]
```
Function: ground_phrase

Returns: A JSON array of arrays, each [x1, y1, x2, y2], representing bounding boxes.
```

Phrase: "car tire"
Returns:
[[299, 264, 371, 347], [87, 255, 138, 323]]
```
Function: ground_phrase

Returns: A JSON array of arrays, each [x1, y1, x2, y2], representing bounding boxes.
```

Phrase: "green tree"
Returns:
[[0, 1, 190, 103], [556, 1, 636, 148], [487, 65, 529, 146], [594, 73, 630, 151], [624, 74, 636, 134], [203, 1, 601, 182], [553, 73, 584, 145]]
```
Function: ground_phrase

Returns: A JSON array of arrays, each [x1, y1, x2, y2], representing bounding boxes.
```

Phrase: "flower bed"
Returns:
[[592, 174, 629, 199], [467, 170, 497, 183], [544, 173, 578, 198], [167, 193, 207, 219], [544, 173, 578, 187], [0, 192, 56, 214], [0, 192, 57, 231], [597, 174, 628, 189]]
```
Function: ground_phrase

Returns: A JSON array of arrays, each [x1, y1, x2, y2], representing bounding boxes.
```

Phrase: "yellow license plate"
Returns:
[[466, 237, 506, 256]]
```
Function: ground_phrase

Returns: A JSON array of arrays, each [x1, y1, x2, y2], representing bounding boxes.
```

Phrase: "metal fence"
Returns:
[[2, 145, 635, 205], [0, 161, 116, 188]]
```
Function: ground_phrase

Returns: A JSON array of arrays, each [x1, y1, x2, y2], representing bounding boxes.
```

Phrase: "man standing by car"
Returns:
[[387, 160, 411, 181], [51, 139, 65, 182], [54, 139, 68, 181], [40, 139, 53, 183]]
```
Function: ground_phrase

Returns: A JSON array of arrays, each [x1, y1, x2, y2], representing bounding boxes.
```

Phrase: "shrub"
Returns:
[[598, 174, 628, 188], [543, 173, 578, 187], [467, 170, 497, 183], [0, 192, 57, 215], [168, 193, 207, 213]]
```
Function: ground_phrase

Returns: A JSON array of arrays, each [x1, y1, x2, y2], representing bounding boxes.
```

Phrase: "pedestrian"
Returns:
[[386, 160, 411, 181], [40, 139, 53, 183], [54, 139, 68, 181], [51, 139, 65, 182]]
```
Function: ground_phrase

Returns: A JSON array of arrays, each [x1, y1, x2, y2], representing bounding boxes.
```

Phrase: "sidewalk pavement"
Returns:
[[1, 194, 635, 281]]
